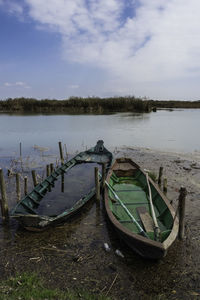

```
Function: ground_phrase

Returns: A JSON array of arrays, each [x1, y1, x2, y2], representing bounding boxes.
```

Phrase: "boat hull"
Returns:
[[114, 224, 166, 259], [11, 140, 112, 231], [13, 188, 96, 231], [104, 158, 179, 259]]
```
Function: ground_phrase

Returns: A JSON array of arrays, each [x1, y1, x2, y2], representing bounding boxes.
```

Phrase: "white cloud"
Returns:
[[68, 84, 79, 89], [3, 81, 31, 88], [0, 0, 23, 15], [22, 1, 200, 79], [4, 82, 13, 87], [2, 0, 200, 98], [15, 81, 26, 86]]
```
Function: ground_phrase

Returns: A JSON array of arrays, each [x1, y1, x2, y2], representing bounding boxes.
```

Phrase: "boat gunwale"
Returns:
[[104, 157, 179, 253], [11, 186, 96, 221], [10, 141, 113, 230]]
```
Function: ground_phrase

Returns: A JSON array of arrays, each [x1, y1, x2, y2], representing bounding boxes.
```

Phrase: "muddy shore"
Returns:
[[0, 146, 200, 299]]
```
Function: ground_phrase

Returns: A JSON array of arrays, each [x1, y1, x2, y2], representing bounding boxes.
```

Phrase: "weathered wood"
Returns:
[[16, 173, 21, 202], [24, 176, 28, 196], [0, 168, 9, 221], [163, 177, 167, 194], [46, 165, 50, 177], [20, 142, 22, 158], [61, 173, 64, 193], [95, 167, 100, 202], [64, 144, 68, 159], [50, 163, 54, 173], [50, 163, 55, 188], [31, 170, 38, 187], [137, 206, 154, 232], [102, 163, 106, 190], [104, 157, 179, 259], [46, 165, 51, 192], [178, 187, 187, 240], [10, 141, 113, 231], [158, 166, 163, 186], [59, 141, 64, 164], [146, 172, 160, 241]]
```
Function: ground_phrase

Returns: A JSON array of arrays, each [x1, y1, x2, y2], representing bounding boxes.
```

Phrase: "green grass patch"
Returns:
[[0, 272, 111, 300]]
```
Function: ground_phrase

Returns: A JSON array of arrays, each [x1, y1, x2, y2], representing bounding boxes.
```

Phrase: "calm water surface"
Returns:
[[0, 109, 199, 156], [0, 110, 199, 299]]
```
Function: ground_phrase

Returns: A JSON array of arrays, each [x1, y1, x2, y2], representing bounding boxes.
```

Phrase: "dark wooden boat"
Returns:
[[104, 158, 179, 259], [11, 140, 112, 231]]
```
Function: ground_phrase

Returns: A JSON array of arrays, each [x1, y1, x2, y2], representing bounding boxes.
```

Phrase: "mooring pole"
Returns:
[[19, 142, 22, 158], [24, 176, 28, 196], [46, 165, 51, 192], [178, 187, 187, 240], [61, 173, 64, 193], [31, 170, 38, 187], [46, 164, 50, 177], [0, 168, 9, 222], [50, 163, 54, 173], [50, 163, 55, 187], [58, 141, 64, 164], [64, 144, 68, 159], [158, 166, 163, 186], [102, 163, 106, 190], [163, 177, 167, 194], [95, 167, 100, 202], [16, 173, 21, 202]]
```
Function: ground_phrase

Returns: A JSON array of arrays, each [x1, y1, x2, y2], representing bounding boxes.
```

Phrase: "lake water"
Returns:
[[0, 109, 199, 299], [0, 109, 199, 156]]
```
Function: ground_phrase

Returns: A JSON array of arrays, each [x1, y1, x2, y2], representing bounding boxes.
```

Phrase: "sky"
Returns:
[[0, 0, 200, 100]]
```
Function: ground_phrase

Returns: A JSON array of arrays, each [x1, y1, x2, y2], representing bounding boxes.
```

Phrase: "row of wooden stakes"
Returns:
[[0, 144, 187, 241], [0, 141, 66, 223]]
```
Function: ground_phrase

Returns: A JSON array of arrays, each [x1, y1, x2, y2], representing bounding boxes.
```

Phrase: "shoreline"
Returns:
[[0, 146, 200, 299]]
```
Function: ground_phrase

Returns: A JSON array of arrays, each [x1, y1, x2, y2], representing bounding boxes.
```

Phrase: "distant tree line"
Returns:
[[0, 96, 151, 113], [0, 96, 199, 113], [149, 99, 200, 109]]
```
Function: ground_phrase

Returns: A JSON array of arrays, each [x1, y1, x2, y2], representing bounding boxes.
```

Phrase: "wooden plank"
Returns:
[[137, 206, 154, 232]]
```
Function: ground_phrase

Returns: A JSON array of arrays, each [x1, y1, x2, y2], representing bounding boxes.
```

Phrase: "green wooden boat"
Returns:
[[11, 140, 112, 231], [104, 158, 179, 259]]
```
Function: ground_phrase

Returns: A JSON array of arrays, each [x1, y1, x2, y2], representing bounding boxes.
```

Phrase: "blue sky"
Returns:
[[0, 0, 200, 100]]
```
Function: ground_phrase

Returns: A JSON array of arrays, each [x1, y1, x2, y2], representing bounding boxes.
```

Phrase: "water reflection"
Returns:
[[36, 162, 99, 216]]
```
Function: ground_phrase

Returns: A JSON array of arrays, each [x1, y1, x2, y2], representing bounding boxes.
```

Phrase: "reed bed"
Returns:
[[1, 97, 199, 114], [0, 96, 150, 113]]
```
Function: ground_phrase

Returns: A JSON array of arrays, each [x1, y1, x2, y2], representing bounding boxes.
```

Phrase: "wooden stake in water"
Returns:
[[61, 173, 64, 193], [59, 141, 64, 164], [46, 165, 51, 192], [24, 176, 28, 196], [158, 166, 163, 186], [50, 163, 55, 187], [50, 163, 54, 173], [19, 142, 22, 158], [64, 144, 68, 159], [178, 187, 187, 240], [0, 168, 9, 221], [31, 170, 38, 187], [102, 163, 106, 190], [163, 177, 167, 194], [95, 167, 100, 202], [46, 164, 50, 177], [16, 173, 21, 202]]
